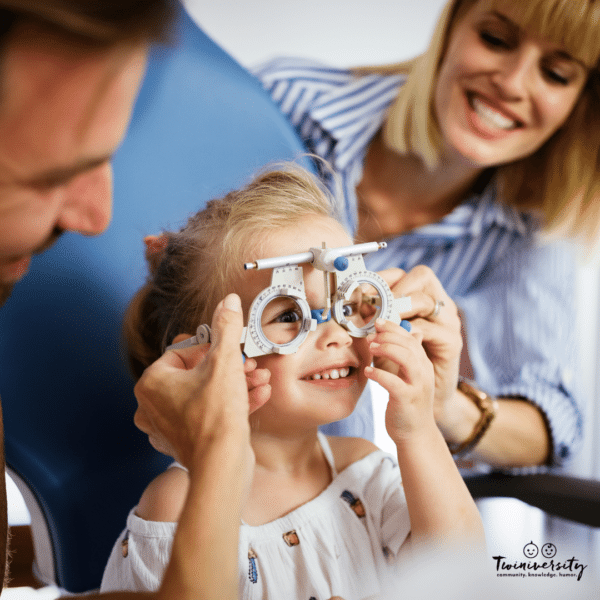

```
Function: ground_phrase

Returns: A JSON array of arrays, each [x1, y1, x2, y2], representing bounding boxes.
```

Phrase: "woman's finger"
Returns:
[[387, 264, 446, 297]]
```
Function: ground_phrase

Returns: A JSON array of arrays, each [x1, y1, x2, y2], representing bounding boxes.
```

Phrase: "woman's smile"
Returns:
[[465, 90, 522, 135]]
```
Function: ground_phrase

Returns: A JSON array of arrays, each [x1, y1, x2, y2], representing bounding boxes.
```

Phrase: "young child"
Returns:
[[101, 165, 484, 599]]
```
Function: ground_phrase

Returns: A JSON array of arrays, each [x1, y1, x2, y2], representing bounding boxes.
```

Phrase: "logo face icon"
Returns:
[[523, 541, 539, 558], [541, 543, 557, 558]]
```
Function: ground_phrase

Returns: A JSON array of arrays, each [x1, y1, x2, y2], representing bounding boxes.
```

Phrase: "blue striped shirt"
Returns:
[[255, 57, 583, 467]]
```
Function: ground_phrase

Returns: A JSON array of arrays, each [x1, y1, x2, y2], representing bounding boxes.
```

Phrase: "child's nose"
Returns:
[[314, 315, 353, 349]]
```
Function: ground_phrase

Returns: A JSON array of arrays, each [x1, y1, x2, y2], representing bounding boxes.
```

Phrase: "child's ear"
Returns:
[[144, 234, 168, 272], [144, 234, 168, 255], [172, 333, 194, 344]]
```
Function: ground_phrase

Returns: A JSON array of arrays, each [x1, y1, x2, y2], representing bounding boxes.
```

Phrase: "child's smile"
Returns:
[[301, 364, 355, 381]]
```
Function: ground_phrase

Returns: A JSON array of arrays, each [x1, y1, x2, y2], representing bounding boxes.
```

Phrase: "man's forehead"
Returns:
[[1, 21, 130, 118], [0, 22, 146, 184]]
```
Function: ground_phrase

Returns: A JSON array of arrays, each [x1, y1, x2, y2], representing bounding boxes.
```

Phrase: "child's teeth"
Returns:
[[309, 368, 351, 380]]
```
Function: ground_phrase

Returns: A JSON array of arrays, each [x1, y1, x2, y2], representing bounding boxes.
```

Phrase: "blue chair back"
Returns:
[[0, 3, 308, 593]]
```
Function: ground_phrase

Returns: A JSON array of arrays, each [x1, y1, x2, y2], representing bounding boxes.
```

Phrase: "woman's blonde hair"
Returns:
[[356, 0, 600, 244], [124, 163, 338, 378]]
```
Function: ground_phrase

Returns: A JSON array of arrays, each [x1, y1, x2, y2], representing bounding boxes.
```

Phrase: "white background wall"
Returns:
[[183, 0, 446, 68], [183, 0, 600, 478]]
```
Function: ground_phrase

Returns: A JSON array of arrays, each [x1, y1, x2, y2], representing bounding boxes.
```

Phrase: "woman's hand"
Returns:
[[378, 266, 462, 428], [365, 318, 436, 443], [133, 294, 270, 469]]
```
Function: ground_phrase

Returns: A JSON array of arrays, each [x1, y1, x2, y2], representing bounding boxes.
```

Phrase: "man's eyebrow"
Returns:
[[23, 155, 111, 189]]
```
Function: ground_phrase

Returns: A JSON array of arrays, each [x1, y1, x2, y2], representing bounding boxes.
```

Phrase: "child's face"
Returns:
[[239, 216, 371, 432]]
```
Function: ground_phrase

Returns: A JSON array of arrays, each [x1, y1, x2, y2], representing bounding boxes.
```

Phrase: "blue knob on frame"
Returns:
[[333, 256, 349, 271]]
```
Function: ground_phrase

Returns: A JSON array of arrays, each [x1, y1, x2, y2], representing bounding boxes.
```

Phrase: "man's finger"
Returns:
[[249, 383, 271, 414], [163, 342, 212, 370], [209, 293, 244, 351]]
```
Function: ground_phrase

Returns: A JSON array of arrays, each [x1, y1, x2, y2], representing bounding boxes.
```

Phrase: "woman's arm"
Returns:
[[379, 261, 569, 469], [438, 390, 550, 468], [446, 240, 580, 468]]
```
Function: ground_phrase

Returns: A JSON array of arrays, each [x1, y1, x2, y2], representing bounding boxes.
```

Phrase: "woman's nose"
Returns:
[[491, 44, 539, 100], [56, 162, 113, 236]]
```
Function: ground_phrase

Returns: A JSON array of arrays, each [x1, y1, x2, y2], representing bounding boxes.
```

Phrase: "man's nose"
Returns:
[[56, 162, 113, 236]]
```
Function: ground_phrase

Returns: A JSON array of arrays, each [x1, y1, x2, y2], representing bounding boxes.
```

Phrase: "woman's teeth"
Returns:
[[308, 367, 350, 380], [472, 97, 517, 130]]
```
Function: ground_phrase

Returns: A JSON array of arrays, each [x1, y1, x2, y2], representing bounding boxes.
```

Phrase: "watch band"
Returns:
[[448, 379, 499, 459]]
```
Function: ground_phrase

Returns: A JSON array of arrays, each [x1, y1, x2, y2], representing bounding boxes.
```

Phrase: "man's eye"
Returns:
[[274, 310, 301, 324]]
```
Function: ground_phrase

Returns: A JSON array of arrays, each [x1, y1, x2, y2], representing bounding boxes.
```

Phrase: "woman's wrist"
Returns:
[[435, 384, 482, 444], [446, 380, 498, 458]]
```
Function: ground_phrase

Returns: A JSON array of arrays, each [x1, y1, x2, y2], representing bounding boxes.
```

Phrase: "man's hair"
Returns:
[[0, 0, 173, 48]]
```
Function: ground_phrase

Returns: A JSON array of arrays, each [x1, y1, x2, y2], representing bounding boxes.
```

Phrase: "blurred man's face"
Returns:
[[0, 21, 148, 306]]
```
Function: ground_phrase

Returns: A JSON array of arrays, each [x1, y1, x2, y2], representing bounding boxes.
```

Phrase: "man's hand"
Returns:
[[132, 293, 270, 467]]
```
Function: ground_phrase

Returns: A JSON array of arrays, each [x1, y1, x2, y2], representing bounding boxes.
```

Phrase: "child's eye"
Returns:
[[342, 303, 358, 318], [274, 309, 302, 324]]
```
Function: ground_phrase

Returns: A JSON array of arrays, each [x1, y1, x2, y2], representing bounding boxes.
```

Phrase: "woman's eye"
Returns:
[[480, 30, 510, 49], [544, 67, 570, 86], [274, 310, 301, 324]]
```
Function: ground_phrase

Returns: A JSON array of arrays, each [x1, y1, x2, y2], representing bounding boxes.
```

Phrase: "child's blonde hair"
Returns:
[[124, 163, 338, 378], [356, 0, 600, 245]]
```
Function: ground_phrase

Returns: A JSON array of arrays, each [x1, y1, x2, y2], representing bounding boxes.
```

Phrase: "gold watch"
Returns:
[[447, 379, 498, 459]]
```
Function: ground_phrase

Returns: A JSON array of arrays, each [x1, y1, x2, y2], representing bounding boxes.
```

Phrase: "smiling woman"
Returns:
[[371, 0, 600, 238], [254, 0, 600, 471], [434, 4, 588, 166]]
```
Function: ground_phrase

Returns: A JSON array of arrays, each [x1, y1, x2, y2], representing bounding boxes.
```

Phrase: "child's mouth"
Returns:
[[302, 366, 355, 381]]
